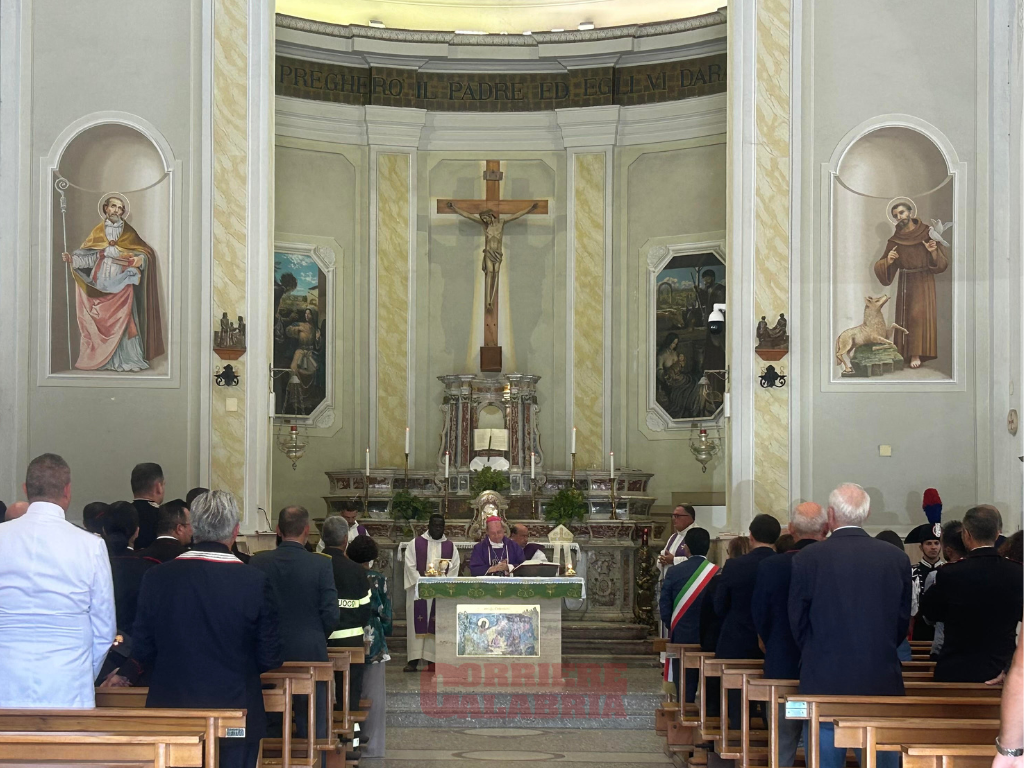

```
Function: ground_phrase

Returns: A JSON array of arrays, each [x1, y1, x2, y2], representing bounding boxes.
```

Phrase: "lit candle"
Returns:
[[610, 451, 615, 477], [445, 451, 449, 478], [571, 427, 577, 455], [531, 452, 535, 479], [365, 447, 370, 476], [405, 427, 410, 455]]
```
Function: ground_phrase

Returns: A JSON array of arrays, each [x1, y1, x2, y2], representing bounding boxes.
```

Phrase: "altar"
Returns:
[[416, 576, 586, 691]]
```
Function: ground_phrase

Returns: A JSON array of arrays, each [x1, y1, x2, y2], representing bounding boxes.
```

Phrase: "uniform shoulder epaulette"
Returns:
[[315, 551, 332, 558]]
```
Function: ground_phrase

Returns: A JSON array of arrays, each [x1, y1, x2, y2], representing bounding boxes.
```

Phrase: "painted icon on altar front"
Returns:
[[652, 252, 725, 421], [273, 247, 328, 418], [456, 605, 539, 657]]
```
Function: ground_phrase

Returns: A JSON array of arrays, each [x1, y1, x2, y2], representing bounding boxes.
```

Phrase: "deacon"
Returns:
[[469, 516, 526, 576], [403, 514, 460, 673], [316, 501, 367, 552]]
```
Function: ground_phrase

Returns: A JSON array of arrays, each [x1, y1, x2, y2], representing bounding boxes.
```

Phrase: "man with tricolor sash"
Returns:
[[659, 527, 715, 702]]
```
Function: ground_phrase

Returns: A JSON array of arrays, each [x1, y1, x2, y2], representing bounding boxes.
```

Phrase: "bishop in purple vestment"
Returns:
[[469, 517, 526, 576]]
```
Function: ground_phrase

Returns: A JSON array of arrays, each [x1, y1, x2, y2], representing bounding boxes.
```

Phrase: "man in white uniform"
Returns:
[[0, 453, 115, 707], [403, 514, 460, 672]]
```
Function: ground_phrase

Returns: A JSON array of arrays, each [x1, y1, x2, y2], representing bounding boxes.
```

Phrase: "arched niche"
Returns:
[[823, 117, 964, 391], [40, 114, 177, 383]]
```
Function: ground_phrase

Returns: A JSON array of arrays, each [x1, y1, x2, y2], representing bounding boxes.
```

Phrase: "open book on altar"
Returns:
[[473, 428, 509, 451], [510, 561, 559, 578]]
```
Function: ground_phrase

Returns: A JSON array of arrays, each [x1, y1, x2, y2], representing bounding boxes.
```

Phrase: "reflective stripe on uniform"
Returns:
[[329, 626, 365, 639], [338, 590, 372, 609]]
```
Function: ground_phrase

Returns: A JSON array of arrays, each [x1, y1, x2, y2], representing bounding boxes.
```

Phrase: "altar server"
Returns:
[[403, 514, 460, 672], [469, 516, 526, 576], [0, 453, 116, 707]]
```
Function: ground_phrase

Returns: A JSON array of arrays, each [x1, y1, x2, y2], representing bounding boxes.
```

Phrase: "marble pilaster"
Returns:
[[752, 0, 791, 518], [571, 152, 606, 470], [210, 0, 249, 497], [376, 152, 411, 468]]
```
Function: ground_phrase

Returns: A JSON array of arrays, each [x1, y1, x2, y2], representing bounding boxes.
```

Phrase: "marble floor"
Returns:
[[361, 727, 673, 767]]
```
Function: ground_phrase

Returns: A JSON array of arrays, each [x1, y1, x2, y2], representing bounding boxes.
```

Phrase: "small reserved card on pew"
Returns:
[[785, 701, 808, 719], [225, 727, 245, 738]]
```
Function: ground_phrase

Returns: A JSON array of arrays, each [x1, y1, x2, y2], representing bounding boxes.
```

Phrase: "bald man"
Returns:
[[752, 502, 828, 766]]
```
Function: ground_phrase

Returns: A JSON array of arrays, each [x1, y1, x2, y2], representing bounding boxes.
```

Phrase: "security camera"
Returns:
[[708, 304, 726, 335]]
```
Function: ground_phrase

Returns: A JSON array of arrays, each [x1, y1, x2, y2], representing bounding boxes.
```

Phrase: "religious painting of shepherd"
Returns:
[[456, 605, 539, 657], [273, 249, 328, 417], [829, 125, 954, 382], [652, 252, 726, 420]]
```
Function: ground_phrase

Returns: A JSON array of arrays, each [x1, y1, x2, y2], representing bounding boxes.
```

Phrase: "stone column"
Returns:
[[209, 0, 274, 528], [367, 107, 425, 469], [558, 107, 617, 473], [727, 0, 794, 523]]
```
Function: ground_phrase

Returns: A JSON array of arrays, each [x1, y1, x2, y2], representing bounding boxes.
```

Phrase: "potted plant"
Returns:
[[543, 487, 587, 528], [391, 490, 435, 533], [469, 466, 511, 497]]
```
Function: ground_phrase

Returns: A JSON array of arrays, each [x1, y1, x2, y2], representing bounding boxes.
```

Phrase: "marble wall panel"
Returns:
[[376, 152, 411, 468], [211, 0, 249, 497], [752, 0, 791, 518], [572, 152, 606, 470]]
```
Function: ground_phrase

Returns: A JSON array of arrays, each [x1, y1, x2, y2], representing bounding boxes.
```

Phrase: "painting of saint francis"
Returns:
[[872, 198, 949, 369], [61, 193, 164, 371]]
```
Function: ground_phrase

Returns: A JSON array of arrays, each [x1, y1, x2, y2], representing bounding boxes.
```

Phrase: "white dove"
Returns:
[[928, 218, 953, 247]]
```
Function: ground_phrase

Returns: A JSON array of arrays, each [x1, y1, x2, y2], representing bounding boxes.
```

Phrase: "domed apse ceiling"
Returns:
[[277, 0, 725, 35]]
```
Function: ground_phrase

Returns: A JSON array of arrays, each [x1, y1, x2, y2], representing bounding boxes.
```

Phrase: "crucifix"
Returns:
[[437, 160, 548, 372]]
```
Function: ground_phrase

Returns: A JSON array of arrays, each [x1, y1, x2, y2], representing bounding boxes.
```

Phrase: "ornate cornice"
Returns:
[[275, 10, 727, 47]]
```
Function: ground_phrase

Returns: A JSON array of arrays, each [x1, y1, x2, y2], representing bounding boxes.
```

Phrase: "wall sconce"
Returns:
[[276, 422, 308, 470], [689, 426, 720, 474], [215, 364, 240, 387], [759, 365, 787, 388]]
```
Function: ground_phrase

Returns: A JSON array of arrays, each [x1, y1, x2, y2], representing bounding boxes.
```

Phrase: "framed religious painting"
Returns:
[[456, 604, 540, 658], [644, 239, 727, 431], [822, 117, 966, 392], [38, 114, 180, 386], [272, 238, 337, 427]]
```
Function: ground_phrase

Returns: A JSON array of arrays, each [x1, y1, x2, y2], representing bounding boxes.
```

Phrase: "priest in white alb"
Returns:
[[656, 504, 696, 652], [403, 514, 460, 673]]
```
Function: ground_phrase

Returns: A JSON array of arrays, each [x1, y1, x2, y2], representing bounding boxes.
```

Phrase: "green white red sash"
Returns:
[[670, 559, 719, 632]]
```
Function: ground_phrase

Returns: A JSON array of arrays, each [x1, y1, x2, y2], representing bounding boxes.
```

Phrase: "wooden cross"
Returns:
[[437, 160, 548, 372]]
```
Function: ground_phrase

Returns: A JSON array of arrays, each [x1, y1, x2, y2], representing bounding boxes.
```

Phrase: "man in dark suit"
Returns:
[[789, 483, 910, 768], [920, 505, 1024, 682], [105, 490, 282, 768], [130, 463, 165, 550], [714, 512, 781, 727], [252, 506, 339, 740], [659, 527, 715, 703], [136, 500, 191, 563], [97, 501, 157, 683], [752, 502, 828, 767]]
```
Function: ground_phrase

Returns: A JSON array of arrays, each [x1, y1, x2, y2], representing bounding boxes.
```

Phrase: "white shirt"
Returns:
[[0, 502, 116, 707], [403, 533, 461, 588]]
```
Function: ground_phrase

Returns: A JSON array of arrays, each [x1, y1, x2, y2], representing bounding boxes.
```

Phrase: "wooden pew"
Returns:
[[784, 695, 1001, 768], [95, 687, 149, 707], [699, 657, 764, 745], [832, 717, 999, 768], [0, 708, 245, 768], [0, 730, 205, 768], [901, 744, 997, 768]]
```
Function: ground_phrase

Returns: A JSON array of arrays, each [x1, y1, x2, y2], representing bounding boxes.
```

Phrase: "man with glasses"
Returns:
[[659, 505, 696, 577]]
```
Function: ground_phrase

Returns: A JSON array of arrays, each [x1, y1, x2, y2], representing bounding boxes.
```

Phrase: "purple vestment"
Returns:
[[468, 536, 526, 576], [412, 536, 454, 635]]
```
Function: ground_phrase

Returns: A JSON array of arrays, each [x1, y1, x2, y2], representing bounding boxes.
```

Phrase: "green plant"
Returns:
[[544, 487, 587, 527], [391, 490, 435, 522], [469, 466, 511, 496]]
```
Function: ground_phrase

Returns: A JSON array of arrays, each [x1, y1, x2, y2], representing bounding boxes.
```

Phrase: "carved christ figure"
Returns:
[[446, 201, 537, 309]]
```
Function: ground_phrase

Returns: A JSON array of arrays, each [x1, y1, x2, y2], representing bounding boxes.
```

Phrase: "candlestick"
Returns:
[[571, 427, 577, 455], [405, 427, 410, 455]]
